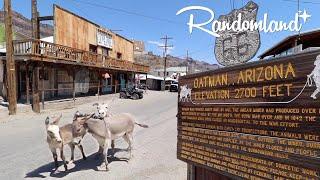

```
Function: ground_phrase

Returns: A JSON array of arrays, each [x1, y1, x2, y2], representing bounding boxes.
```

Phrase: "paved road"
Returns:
[[0, 91, 186, 180]]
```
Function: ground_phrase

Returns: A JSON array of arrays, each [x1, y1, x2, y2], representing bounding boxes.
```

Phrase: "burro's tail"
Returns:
[[135, 122, 149, 128], [123, 113, 149, 128]]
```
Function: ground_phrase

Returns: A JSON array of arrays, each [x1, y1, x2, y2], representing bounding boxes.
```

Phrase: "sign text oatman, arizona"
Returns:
[[176, 1, 311, 66]]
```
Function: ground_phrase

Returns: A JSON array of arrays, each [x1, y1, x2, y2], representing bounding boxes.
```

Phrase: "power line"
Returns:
[[67, 0, 184, 25], [66, 0, 106, 27], [281, 0, 320, 4]]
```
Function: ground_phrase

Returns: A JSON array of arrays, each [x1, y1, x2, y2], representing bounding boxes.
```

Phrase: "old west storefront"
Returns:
[[1, 5, 149, 107]]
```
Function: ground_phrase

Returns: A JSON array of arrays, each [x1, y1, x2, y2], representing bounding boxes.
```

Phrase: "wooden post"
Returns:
[[4, 0, 17, 115], [41, 63, 44, 110], [32, 63, 40, 113], [72, 68, 75, 106], [97, 70, 100, 100], [31, 0, 40, 112], [26, 62, 30, 104], [114, 72, 117, 93], [187, 164, 195, 180], [31, 0, 39, 39]]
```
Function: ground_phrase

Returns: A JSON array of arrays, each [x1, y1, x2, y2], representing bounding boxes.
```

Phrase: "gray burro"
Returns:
[[45, 114, 87, 171], [73, 112, 149, 171]]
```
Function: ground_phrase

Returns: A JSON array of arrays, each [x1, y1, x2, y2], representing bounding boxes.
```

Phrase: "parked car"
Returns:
[[169, 81, 179, 92], [120, 86, 144, 100]]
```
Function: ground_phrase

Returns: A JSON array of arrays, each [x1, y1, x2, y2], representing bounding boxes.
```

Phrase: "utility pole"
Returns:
[[31, 0, 40, 112], [159, 35, 173, 91], [186, 50, 189, 75], [32, 0, 40, 39], [4, 0, 17, 115]]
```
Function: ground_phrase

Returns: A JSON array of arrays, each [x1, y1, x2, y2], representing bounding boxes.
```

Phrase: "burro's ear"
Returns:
[[84, 113, 95, 120], [106, 97, 116, 106], [45, 117, 50, 126], [74, 111, 82, 119], [92, 103, 99, 107], [52, 114, 62, 125], [111, 97, 116, 103]]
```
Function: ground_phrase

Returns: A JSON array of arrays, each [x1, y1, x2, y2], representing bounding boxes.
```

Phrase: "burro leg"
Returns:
[[111, 140, 115, 156], [51, 148, 58, 169], [123, 133, 133, 159], [311, 88, 320, 99], [99, 138, 111, 171], [60, 146, 68, 171], [68, 143, 75, 164], [78, 144, 87, 160]]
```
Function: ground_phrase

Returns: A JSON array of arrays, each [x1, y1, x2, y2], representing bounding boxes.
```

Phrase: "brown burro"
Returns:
[[45, 114, 87, 171], [73, 113, 148, 171]]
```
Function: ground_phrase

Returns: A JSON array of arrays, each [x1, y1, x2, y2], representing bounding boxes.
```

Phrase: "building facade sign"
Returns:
[[177, 51, 320, 179], [97, 30, 113, 49]]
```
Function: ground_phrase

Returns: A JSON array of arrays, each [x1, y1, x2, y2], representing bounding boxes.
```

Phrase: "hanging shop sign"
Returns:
[[176, 1, 311, 66], [97, 30, 113, 49], [177, 51, 320, 179], [102, 73, 110, 79]]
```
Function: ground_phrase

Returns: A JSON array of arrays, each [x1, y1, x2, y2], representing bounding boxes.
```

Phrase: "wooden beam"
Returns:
[[97, 70, 100, 100], [41, 63, 44, 109], [31, 0, 39, 39], [32, 63, 40, 113], [72, 68, 75, 106], [38, 16, 53, 21], [4, 0, 17, 115], [26, 62, 30, 104]]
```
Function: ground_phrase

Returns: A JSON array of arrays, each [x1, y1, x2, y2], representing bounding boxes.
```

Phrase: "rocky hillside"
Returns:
[[0, 10, 53, 39], [134, 52, 219, 73]]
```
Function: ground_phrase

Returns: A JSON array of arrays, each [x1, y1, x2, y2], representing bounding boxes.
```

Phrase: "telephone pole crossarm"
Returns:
[[159, 35, 173, 90]]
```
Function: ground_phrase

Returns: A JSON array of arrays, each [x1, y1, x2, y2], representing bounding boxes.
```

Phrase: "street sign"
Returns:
[[214, 1, 260, 66], [177, 50, 320, 179]]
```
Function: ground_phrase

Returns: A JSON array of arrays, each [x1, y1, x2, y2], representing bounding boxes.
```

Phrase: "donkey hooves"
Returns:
[[68, 160, 74, 164], [97, 164, 109, 171], [64, 164, 68, 171]]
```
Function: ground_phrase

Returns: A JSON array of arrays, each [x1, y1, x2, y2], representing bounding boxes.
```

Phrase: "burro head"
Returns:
[[93, 102, 111, 118], [45, 114, 62, 143], [72, 112, 94, 134]]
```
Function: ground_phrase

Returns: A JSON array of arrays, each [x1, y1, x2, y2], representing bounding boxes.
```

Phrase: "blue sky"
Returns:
[[6, 0, 320, 65]]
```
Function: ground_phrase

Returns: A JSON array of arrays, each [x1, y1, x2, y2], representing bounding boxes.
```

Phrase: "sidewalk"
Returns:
[[0, 93, 119, 119]]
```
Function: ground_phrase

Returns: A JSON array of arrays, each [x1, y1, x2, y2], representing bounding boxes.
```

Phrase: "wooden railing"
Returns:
[[13, 39, 150, 73]]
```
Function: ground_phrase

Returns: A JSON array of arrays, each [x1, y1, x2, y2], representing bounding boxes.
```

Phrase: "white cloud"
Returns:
[[148, 40, 174, 55]]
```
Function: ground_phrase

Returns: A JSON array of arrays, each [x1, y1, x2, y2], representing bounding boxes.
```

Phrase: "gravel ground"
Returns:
[[0, 91, 186, 180]]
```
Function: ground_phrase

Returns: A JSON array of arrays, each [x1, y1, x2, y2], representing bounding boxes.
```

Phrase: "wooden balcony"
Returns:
[[12, 39, 149, 73]]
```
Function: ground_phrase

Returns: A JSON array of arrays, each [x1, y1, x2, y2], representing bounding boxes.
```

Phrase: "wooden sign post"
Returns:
[[4, 0, 17, 115], [177, 50, 320, 179]]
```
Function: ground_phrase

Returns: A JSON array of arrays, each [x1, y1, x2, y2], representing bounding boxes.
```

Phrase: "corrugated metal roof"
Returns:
[[155, 66, 188, 72]]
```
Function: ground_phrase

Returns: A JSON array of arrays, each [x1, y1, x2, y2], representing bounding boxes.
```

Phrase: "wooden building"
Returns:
[[259, 29, 320, 59], [0, 5, 149, 109]]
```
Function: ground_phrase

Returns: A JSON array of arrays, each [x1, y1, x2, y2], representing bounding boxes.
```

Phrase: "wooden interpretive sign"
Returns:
[[177, 50, 320, 179]]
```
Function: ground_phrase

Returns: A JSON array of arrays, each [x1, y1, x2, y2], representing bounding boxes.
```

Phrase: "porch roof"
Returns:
[[9, 39, 149, 74]]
